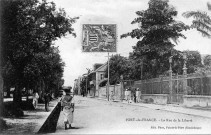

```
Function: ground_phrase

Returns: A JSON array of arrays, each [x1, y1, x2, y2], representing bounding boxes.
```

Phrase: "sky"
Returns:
[[51, 0, 211, 87]]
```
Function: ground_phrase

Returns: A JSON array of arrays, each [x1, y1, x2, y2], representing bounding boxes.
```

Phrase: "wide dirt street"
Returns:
[[53, 96, 211, 134]]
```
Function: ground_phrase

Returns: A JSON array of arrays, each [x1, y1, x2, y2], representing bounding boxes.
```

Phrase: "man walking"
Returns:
[[44, 92, 51, 112]]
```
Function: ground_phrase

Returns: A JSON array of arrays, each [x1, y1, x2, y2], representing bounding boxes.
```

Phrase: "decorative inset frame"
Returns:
[[82, 24, 117, 52]]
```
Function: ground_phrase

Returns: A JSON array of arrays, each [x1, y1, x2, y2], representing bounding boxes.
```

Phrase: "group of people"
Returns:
[[125, 88, 142, 103], [32, 91, 53, 111], [32, 89, 75, 130]]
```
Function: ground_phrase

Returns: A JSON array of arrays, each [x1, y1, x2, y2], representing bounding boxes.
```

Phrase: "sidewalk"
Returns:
[[96, 97, 211, 119], [1, 98, 60, 134]]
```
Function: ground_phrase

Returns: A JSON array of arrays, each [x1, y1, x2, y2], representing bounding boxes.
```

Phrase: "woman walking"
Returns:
[[32, 92, 39, 109], [61, 89, 75, 130]]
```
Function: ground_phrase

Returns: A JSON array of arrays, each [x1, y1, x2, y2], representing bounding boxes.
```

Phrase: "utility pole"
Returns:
[[107, 52, 110, 101], [86, 76, 87, 96], [105, 52, 111, 101], [86, 68, 90, 97], [120, 75, 124, 102], [86, 69, 88, 97]]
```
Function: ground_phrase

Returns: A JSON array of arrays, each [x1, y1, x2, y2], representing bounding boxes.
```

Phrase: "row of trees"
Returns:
[[105, 51, 211, 85], [1, 0, 78, 106], [104, 0, 211, 85]]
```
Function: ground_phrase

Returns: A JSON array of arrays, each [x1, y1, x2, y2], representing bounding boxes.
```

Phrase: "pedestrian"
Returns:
[[134, 89, 136, 103], [82, 90, 85, 97], [127, 88, 132, 103], [61, 89, 75, 130], [125, 89, 128, 101], [44, 92, 51, 112], [32, 91, 39, 109], [136, 88, 141, 103], [110, 91, 114, 101]]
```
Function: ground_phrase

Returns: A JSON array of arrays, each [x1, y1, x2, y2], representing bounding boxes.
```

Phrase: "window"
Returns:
[[100, 74, 104, 80]]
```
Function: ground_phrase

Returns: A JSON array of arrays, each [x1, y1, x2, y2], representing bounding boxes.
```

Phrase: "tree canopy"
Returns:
[[183, 2, 211, 38], [104, 55, 131, 85], [1, 0, 78, 104], [121, 0, 189, 79]]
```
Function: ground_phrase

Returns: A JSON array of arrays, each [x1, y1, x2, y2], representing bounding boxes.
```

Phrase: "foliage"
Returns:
[[183, 50, 203, 74], [1, 0, 78, 104], [80, 77, 87, 94], [80, 69, 92, 95], [183, 2, 211, 38], [104, 55, 131, 85], [203, 55, 211, 66], [121, 0, 189, 79], [195, 54, 211, 73]]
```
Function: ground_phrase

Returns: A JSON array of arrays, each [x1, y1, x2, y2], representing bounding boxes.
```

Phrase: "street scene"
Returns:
[[55, 96, 211, 134], [1, 0, 211, 134]]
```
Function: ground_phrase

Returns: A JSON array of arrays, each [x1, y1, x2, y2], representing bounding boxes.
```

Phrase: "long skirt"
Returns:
[[32, 99, 38, 109], [62, 107, 74, 124]]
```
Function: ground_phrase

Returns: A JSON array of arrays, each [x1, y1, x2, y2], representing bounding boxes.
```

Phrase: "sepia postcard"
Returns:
[[1, 0, 211, 134]]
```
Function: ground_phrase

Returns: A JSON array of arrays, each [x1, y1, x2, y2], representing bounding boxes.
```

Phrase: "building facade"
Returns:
[[88, 63, 107, 97]]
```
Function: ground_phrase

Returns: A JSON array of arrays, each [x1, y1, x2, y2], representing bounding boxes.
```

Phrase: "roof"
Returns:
[[94, 62, 108, 72]]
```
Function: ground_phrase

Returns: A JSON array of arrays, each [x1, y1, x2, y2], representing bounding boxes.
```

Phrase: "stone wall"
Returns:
[[98, 84, 121, 100], [183, 95, 211, 107], [141, 94, 168, 104]]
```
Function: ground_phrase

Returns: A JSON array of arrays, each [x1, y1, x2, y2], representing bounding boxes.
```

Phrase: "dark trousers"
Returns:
[[45, 101, 49, 111]]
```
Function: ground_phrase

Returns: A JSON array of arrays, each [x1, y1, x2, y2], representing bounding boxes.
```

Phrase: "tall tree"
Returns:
[[183, 2, 211, 38], [121, 0, 189, 79], [1, 0, 78, 106], [105, 55, 131, 85]]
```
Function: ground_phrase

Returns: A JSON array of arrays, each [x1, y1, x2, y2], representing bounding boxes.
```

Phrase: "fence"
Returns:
[[187, 72, 211, 95], [134, 72, 211, 96], [98, 72, 211, 105]]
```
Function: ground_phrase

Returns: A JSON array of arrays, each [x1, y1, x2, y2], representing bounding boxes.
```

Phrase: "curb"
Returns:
[[95, 97, 211, 119], [37, 102, 61, 134]]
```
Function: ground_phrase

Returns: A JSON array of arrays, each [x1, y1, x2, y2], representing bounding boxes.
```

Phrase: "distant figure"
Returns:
[[127, 88, 132, 103], [32, 92, 39, 109], [110, 91, 114, 101], [125, 89, 128, 101], [82, 90, 85, 97], [44, 92, 51, 112], [136, 88, 141, 103], [61, 90, 75, 130], [134, 90, 136, 103]]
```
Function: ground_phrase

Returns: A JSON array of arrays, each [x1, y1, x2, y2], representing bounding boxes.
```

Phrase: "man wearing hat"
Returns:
[[61, 89, 75, 130]]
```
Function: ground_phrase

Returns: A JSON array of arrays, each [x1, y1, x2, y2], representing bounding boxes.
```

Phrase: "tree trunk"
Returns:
[[26, 85, 29, 102], [0, 67, 3, 126], [6, 86, 10, 98], [13, 85, 22, 108]]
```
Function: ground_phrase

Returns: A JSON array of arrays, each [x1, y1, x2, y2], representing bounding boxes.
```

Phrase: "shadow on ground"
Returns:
[[75, 106, 89, 109]]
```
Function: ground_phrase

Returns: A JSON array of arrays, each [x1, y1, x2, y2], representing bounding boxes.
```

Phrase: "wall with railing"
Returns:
[[186, 72, 211, 95], [133, 72, 211, 106], [134, 73, 211, 95], [97, 72, 211, 106]]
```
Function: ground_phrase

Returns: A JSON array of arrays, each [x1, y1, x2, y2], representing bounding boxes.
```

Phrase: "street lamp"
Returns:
[[169, 56, 173, 104], [183, 53, 187, 75], [169, 56, 173, 71], [183, 53, 188, 95]]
